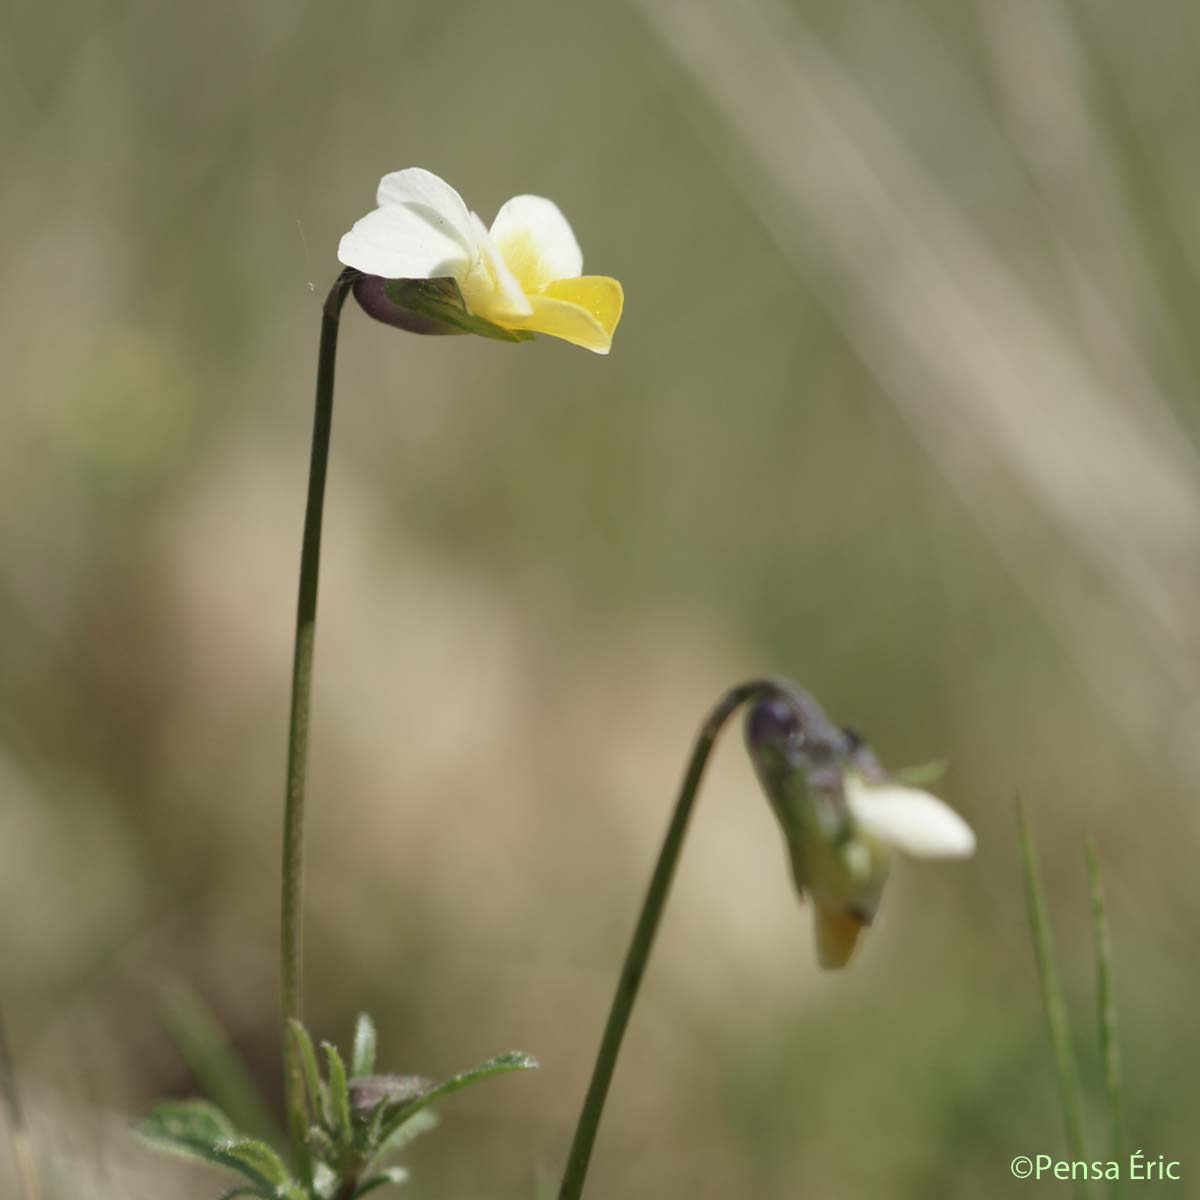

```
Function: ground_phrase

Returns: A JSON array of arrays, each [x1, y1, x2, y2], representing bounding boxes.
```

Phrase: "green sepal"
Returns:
[[383, 278, 534, 343], [351, 1013, 378, 1079]]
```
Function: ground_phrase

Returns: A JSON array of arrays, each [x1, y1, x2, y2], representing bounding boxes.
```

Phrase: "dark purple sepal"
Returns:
[[352, 273, 467, 335]]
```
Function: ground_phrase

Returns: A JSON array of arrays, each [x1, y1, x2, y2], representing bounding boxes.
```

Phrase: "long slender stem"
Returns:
[[281, 270, 355, 1182], [556, 679, 775, 1200]]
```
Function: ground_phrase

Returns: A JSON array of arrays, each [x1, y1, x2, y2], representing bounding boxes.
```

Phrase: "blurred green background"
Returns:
[[4, 0, 1200, 1195]]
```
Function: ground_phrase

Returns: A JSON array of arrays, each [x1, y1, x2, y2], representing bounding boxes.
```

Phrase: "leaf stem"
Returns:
[[556, 679, 777, 1200], [281, 269, 355, 1184]]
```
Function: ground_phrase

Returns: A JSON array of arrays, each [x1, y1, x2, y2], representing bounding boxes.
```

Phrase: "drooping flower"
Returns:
[[338, 168, 623, 354], [745, 689, 975, 968]]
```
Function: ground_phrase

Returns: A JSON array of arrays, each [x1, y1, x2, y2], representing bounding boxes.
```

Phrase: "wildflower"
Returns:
[[745, 690, 974, 968], [338, 167, 623, 353]]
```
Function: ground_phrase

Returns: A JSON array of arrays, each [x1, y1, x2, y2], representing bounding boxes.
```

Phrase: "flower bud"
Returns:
[[352, 274, 466, 336], [347, 1073, 431, 1118]]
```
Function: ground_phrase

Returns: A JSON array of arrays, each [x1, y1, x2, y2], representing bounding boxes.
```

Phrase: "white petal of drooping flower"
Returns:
[[338, 167, 479, 282], [844, 776, 976, 859]]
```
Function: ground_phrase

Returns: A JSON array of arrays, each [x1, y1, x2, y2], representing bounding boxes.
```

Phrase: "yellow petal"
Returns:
[[813, 906, 866, 970], [541, 276, 623, 338], [498, 276, 623, 354]]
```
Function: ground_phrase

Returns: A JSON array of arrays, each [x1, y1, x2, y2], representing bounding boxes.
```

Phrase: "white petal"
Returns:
[[337, 167, 478, 281], [845, 777, 976, 859], [377, 168, 476, 242], [337, 206, 473, 281], [490, 195, 583, 290]]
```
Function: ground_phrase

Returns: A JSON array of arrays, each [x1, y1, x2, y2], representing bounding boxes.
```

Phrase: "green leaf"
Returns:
[[289, 1019, 328, 1130], [217, 1190, 270, 1200], [374, 1051, 537, 1152], [134, 1102, 304, 1196], [133, 1098, 237, 1166], [371, 1108, 438, 1162], [159, 979, 281, 1146], [214, 1137, 297, 1194], [351, 1013, 377, 1079], [353, 1166, 409, 1196], [383, 278, 535, 343], [323, 1041, 353, 1146]]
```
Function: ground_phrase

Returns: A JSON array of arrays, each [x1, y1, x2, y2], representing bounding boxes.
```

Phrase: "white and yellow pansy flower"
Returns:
[[338, 167, 623, 354]]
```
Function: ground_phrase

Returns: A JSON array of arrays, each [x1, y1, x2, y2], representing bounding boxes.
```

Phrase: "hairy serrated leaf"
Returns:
[[133, 1099, 238, 1166], [372, 1051, 536, 1159], [289, 1020, 328, 1130], [322, 1041, 353, 1147], [212, 1137, 294, 1189]]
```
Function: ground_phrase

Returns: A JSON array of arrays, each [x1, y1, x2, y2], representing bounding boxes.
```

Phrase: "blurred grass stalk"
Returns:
[[1017, 802, 1089, 1197], [159, 980, 281, 1148], [1019, 804, 1124, 1199], [630, 0, 1200, 775], [0, 1010, 42, 1200], [1087, 842, 1123, 1191]]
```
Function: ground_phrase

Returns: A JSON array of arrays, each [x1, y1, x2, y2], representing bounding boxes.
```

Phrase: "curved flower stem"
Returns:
[[281, 269, 356, 1183], [556, 678, 779, 1200]]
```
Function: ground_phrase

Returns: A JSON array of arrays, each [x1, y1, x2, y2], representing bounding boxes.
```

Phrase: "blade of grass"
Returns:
[[1059, 0, 1200, 400], [1086, 841, 1122, 1197], [160, 980, 282, 1147], [1017, 801, 1090, 1200]]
